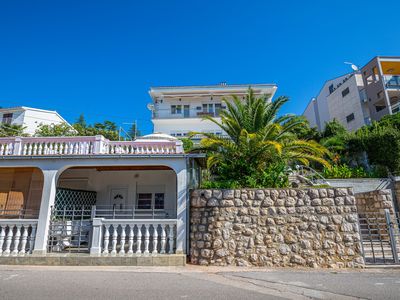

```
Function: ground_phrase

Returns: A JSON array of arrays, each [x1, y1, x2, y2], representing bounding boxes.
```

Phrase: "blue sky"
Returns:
[[1, 0, 399, 134]]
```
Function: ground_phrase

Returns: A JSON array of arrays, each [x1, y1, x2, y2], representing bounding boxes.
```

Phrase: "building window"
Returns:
[[328, 84, 334, 94], [372, 67, 379, 81], [342, 87, 350, 97], [2, 113, 13, 125], [154, 193, 165, 209], [375, 105, 386, 112], [346, 113, 355, 123], [171, 105, 182, 114], [137, 193, 152, 209], [215, 104, 222, 116], [137, 193, 165, 210]]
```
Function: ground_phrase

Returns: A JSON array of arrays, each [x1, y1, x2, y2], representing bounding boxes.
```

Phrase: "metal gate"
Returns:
[[47, 206, 93, 253], [358, 210, 400, 264]]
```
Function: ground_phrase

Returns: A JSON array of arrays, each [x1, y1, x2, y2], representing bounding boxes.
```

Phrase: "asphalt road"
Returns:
[[0, 265, 399, 300]]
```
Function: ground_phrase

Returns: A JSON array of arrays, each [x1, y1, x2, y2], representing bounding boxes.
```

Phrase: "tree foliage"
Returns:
[[0, 124, 26, 137], [192, 88, 330, 188]]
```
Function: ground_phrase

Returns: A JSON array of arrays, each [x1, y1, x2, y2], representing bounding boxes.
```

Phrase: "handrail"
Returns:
[[294, 165, 330, 186], [0, 135, 184, 156]]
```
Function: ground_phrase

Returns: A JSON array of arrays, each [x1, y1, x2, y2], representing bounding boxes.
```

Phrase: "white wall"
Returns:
[[58, 169, 177, 212], [326, 74, 368, 131], [153, 118, 224, 136], [303, 99, 319, 129], [23, 109, 66, 135], [0, 107, 67, 135]]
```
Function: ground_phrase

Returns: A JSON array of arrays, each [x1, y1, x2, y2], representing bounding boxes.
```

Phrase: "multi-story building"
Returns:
[[303, 56, 400, 131], [0, 106, 69, 135], [148, 83, 277, 139]]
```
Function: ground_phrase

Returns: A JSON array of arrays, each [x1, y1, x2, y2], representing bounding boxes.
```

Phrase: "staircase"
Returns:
[[289, 165, 330, 188]]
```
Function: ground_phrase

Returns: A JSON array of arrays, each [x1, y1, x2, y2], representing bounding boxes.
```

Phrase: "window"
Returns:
[[154, 193, 165, 209], [137, 192, 165, 210], [372, 67, 379, 81], [328, 84, 334, 94], [375, 105, 386, 112], [137, 193, 152, 209], [346, 113, 355, 123], [2, 113, 13, 125], [215, 103, 222, 116], [341, 87, 350, 97], [171, 105, 182, 114]]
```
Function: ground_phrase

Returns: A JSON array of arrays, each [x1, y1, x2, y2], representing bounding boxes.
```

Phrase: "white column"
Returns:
[[175, 165, 187, 254], [32, 169, 58, 255], [90, 218, 104, 256]]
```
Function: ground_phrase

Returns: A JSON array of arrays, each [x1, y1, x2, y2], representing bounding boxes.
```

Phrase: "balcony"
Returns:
[[384, 75, 400, 89], [0, 135, 184, 157]]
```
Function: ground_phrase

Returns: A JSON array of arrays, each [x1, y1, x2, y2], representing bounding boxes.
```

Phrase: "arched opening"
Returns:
[[0, 167, 43, 218], [56, 165, 177, 219]]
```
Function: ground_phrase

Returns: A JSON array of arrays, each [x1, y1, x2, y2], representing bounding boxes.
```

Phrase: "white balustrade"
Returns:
[[0, 136, 184, 156], [0, 221, 38, 256], [95, 219, 177, 256]]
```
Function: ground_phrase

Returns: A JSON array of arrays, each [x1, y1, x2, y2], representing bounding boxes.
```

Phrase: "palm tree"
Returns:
[[192, 88, 329, 187]]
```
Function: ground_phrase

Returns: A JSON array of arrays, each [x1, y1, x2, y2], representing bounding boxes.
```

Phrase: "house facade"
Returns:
[[148, 83, 277, 140], [0, 106, 69, 135], [303, 56, 400, 131], [0, 134, 202, 261]]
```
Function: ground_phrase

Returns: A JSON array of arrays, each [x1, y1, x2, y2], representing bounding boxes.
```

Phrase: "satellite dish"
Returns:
[[351, 64, 359, 71], [344, 62, 359, 72], [147, 103, 155, 111]]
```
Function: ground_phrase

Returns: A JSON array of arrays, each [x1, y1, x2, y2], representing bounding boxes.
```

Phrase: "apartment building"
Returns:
[[303, 56, 400, 131], [148, 83, 277, 139], [0, 106, 68, 135]]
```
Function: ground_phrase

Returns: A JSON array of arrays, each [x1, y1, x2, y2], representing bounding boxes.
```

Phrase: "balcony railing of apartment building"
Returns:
[[0, 136, 184, 156], [152, 111, 221, 119], [384, 75, 400, 89]]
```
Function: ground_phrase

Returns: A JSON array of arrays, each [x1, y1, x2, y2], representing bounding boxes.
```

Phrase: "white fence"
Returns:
[[0, 220, 38, 256], [90, 218, 177, 256], [0, 136, 183, 156]]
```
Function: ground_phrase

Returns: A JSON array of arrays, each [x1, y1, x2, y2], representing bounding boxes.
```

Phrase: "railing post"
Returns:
[[175, 140, 184, 154], [91, 205, 96, 219], [90, 218, 104, 256], [93, 135, 107, 154], [385, 209, 399, 264], [12, 137, 22, 155]]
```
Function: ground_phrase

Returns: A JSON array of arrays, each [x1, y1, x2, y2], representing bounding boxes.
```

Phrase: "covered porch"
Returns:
[[0, 134, 200, 262], [51, 165, 179, 256]]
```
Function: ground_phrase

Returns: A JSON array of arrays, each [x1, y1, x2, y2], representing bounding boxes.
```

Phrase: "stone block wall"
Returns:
[[354, 189, 394, 215], [190, 188, 364, 268]]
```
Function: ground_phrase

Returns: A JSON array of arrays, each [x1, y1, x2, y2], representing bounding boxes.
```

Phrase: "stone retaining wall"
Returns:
[[354, 189, 394, 215], [190, 188, 364, 268]]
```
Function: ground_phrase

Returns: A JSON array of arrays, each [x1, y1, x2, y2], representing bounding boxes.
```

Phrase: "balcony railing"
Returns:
[[384, 75, 400, 89], [0, 135, 183, 156]]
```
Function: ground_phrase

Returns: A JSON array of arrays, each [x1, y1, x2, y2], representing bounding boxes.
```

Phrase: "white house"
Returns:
[[0, 134, 203, 264], [0, 106, 69, 135], [303, 73, 370, 131], [148, 83, 277, 139]]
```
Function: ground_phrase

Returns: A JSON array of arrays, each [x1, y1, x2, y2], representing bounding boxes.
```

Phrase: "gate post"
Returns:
[[90, 218, 104, 256], [384, 209, 399, 264]]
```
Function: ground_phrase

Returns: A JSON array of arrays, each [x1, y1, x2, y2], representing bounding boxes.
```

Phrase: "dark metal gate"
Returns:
[[358, 210, 400, 264], [47, 206, 93, 253]]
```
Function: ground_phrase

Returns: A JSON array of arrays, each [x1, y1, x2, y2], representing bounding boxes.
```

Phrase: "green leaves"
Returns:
[[193, 88, 329, 188]]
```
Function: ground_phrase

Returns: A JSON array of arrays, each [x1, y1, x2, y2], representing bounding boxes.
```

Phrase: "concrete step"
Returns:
[[0, 254, 186, 266]]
